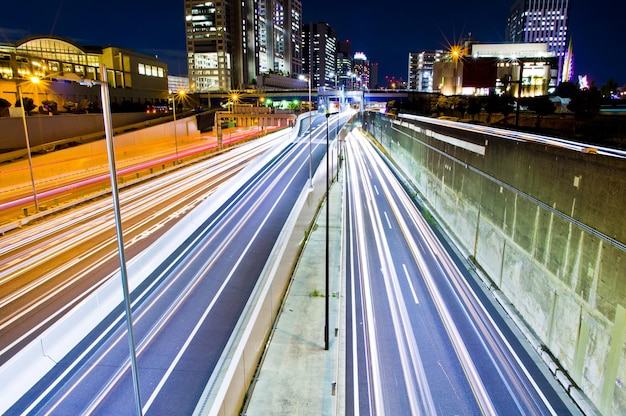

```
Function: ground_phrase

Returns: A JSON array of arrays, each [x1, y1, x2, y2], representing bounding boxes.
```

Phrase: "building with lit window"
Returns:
[[302, 22, 337, 87], [408, 50, 442, 91], [506, 0, 571, 82], [433, 42, 557, 96], [0, 35, 168, 111], [336, 40, 352, 89], [185, 0, 303, 92], [352, 52, 370, 90]]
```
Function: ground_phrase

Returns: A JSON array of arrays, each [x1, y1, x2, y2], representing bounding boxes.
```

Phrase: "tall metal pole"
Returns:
[[172, 92, 179, 163], [308, 76, 313, 189], [100, 64, 143, 416], [515, 61, 524, 128], [17, 83, 39, 213], [325, 110, 330, 351]]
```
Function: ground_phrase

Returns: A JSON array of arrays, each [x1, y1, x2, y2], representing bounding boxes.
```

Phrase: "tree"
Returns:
[[498, 95, 515, 124], [484, 91, 499, 124], [600, 78, 619, 99], [567, 87, 602, 120], [554, 81, 578, 98], [527, 95, 555, 128], [15, 96, 36, 115], [0, 98, 10, 117], [40, 100, 58, 114], [466, 96, 481, 120], [451, 96, 466, 118], [434, 95, 452, 116]]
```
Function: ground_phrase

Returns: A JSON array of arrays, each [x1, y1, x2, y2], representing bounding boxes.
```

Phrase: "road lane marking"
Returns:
[[403, 263, 419, 304], [383, 211, 392, 229]]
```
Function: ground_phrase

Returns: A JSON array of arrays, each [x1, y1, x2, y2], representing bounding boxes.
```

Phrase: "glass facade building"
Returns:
[[302, 22, 337, 88], [185, 0, 303, 92], [506, 0, 571, 82]]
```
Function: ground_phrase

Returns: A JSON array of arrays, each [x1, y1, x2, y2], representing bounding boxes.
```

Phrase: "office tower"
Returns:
[[336, 40, 352, 89], [408, 50, 442, 91], [185, 0, 302, 92], [302, 22, 337, 87], [352, 52, 370, 90], [369, 62, 378, 89], [506, 0, 571, 82]]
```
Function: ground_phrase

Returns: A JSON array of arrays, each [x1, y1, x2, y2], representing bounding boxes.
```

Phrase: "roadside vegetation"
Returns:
[[386, 81, 626, 150]]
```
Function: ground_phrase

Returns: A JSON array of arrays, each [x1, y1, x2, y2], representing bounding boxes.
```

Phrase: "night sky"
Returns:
[[0, 1, 623, 87]]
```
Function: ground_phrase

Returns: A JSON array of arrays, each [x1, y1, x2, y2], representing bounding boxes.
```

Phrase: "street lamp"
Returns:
[[325, 109, 330, 351], [170, 89, 185, 164], [299, 74, 313, 188], [93, 65, 144, 415], [450, 45, 463, 95], [16, 77, 40, 213]]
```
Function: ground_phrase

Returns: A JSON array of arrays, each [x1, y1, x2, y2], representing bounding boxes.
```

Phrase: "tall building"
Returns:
[[369, 62, 378, 89], [185, 0, 302, 92], [336, 40, 352, 89], [408, 50, 442, 92], [506, 0, 571, 82], [302, 22, 337, 87], [352, 52, 370, 90]]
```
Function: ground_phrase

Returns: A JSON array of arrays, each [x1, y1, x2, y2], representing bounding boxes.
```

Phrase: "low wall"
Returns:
[[0, 112, 182, 155], [364, 112, 625, 415]]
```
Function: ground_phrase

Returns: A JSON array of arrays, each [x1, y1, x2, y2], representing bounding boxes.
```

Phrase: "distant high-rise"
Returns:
[[302, 22, 337, 87], [506, 0, 571, 82], [369, 62, 378, 89], [336, 40, 352, 89], [185, 0, 302, 92], [352, 52, 370, 90], [408, 51, 442, 92]]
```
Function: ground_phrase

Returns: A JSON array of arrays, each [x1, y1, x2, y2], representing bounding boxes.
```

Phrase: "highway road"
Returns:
[[4, 111, 350, 415], [0, 131, 285, 364], [343, 128, 582, 415]]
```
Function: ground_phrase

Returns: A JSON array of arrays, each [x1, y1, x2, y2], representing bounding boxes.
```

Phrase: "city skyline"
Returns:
[[0, 0, 624, 87]]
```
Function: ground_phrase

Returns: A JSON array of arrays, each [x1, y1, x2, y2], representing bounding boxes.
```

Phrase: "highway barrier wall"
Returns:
[[0, 112, 179, 154], [363, 112, 626, 416]]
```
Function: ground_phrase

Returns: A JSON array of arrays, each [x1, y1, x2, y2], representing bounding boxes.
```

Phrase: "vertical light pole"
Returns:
[[450, 45, 462, 95], [299, 74, 313, 188], [16, 79, 39, 213], [335, 112, 340, 179], [99, 64, 143, 416], [170, 90, 179, 164], [325, 110, 330, 351], [515, 60, 524, 127]]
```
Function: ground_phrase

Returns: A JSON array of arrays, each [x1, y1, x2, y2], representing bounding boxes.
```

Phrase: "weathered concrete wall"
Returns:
[[363, 112, 626, 416]]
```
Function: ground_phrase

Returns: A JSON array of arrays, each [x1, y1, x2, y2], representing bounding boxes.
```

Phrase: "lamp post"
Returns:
[[324, 109, 330, 351], [515, 60, 524, 127], [16, 78, 40, 213], [97, 65, 143, 415], [171, 89, 185, 164], [450, 45, 462, 95], [299, 74, 313, 188]]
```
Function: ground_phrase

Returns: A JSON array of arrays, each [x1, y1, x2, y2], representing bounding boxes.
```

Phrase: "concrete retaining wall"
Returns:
[[363, 112, 626, 416]]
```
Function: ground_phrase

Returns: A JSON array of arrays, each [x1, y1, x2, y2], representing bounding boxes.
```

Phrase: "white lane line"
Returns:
[[402, 264, 419, 304], [383, 211, 392, 229]]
